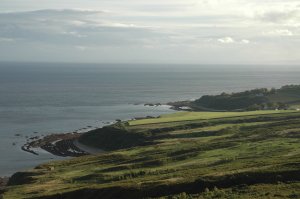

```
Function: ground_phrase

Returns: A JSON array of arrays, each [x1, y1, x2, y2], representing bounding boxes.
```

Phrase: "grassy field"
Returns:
[[4, 110, 300, 199], [128, 110, 296, 125]]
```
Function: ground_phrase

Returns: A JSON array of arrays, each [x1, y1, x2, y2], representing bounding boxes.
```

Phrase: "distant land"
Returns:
[[2, 85, 300, 199], [169, 85, 300, 111]]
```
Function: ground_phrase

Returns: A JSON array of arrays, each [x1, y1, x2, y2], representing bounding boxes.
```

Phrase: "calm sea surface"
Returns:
[[0, 62, 299, 176]]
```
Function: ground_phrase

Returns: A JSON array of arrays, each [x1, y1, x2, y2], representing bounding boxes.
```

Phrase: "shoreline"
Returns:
[[21, 104, 175, 158], [22, 98, 291, 159], [0, 176, 9, 197], [2, 103, 174, 184], [0, 105, 166, 196], [3, 124, 114, 194], [22, 132, 90, 157]]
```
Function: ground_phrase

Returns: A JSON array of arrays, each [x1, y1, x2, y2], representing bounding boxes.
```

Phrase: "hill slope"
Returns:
[[4, 110, 300, 199]]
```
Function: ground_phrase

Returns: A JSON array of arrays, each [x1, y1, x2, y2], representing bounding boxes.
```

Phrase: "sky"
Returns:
[[0, 0, 299, 64]]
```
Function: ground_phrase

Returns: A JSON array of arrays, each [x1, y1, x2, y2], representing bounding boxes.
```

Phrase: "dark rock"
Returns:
[[8, 172, 42, 186]]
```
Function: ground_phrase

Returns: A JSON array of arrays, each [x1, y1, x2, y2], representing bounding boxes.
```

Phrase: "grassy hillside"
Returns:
[[4, 110, 300, 199]]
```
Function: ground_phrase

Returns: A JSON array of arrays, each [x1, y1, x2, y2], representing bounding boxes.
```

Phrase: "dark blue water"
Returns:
[[0, 62, 299, 176]]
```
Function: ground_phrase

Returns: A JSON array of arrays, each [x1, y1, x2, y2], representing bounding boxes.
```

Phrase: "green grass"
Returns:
[[156, 182, 300, 199], [290, 103, 300, 109], [129, 110, 297, 125], [4, 110, 300, 199]]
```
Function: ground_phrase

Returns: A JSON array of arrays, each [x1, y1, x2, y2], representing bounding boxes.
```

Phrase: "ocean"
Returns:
[[0, 62, 299, 176]]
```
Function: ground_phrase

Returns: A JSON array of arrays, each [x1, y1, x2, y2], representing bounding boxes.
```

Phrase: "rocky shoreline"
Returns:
[[142, 101, 194, 111], [0, 177, 9, 198], [22, 132, 89, 157], [19, 103, 180, 158]]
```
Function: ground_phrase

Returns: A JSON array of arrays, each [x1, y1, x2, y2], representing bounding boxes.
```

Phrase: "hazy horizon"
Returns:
[[0, 61, 300, 71]]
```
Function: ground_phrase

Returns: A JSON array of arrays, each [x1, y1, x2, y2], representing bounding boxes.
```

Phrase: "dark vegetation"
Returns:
[[79, 124, 152, 150], [170, 85, 300, 111]]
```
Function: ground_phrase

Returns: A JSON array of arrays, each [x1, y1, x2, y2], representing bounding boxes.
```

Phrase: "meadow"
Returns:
[[128, 110, 295, 125]]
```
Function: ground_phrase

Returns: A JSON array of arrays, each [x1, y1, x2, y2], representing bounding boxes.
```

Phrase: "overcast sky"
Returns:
[[0, 0, 299, 64]]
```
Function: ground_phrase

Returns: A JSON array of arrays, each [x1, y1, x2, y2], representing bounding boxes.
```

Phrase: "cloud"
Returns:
[[241, 39, 250, 44], [75, 45, 87, 51], [0, 37, 15, 42], [0, 9, 161, 47], [62, 31, 87, 38], [218, 37, 235, 44], [256, 9, 300, 27], [217, 37, 251, 44], [263, 29, 294, 36], [0, 1, 299, 64], [70, 20, 87, 26], [16, 9, 104, 16], [258, 10, 298, 22]]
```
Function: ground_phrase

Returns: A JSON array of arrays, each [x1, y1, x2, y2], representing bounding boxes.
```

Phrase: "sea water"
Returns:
[[0, 62, 299, 176]]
